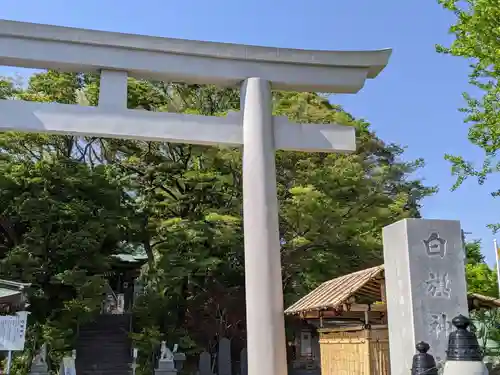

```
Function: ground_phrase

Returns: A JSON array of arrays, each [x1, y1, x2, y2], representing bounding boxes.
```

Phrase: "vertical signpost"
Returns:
[[0, 19, 392, 375]]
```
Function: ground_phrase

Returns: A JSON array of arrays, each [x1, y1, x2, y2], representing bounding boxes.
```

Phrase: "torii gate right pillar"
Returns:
[[241, 77, 287, 375]]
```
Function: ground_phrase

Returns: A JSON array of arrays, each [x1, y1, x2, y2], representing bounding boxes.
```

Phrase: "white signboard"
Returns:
[[0, 311, 29, 351]]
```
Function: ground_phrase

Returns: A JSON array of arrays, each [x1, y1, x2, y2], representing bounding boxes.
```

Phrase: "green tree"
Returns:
[[466, 239, 485, 264], [464, 239, 498, 296], [0, 71, 435, 372], [437, 0, 500, 230], [0, 72, 130, 371], [465, 239, 498, 296], [114, 82, 435, 357], [463, 239, 500, 356]]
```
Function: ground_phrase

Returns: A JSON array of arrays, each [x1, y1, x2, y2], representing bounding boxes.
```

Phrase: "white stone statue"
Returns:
[[160, 341, 174, 362], [32, 343, 47, 364]]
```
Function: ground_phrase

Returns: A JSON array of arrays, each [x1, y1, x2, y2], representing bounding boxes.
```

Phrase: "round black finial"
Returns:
[[452, 315, 470, 330], [416, 341, 430, 354], [411, 342, 438, 375], [446, 314, 483, 361]]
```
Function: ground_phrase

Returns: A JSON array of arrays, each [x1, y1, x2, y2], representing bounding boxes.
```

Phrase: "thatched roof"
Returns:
[[285, 265, 384, 315], [285, 265, 500, 315]]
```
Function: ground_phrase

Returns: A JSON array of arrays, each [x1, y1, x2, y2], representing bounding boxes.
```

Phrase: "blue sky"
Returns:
[[1, 0, 499, 263]]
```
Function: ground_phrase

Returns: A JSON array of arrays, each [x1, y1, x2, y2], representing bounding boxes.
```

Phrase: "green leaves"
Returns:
[[464, 239, 498, 297], [467, 263, 498, 297], [438, 0, 500, 228]]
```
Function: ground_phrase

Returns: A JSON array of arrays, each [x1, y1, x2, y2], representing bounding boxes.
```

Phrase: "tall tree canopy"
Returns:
[[464, 239, 500, 356], [0, 71, 434, 366], [465, 239, 498, 297], [437, 0, 500, 229]]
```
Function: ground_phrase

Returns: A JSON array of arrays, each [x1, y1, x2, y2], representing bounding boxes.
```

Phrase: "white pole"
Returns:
[[241, 77, 288, 375], [495, 239, 500, 298], [6, 351, 12, 375]]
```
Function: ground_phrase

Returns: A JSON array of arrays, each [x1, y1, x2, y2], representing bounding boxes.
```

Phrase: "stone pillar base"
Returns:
[[155, 371, 177, 375], [155, 360, 177, 375], [29, 363, 49, 375]]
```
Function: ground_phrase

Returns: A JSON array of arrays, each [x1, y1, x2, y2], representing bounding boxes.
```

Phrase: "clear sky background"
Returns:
[[1, 0, 499, 263]]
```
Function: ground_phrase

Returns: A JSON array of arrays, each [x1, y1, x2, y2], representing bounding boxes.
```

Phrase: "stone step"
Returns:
[[79, 333, 129, 339], [77, 365, 132, 372], [77, 343, 131, 350], [76, 351, 131, 361], [76, 362, 131, 370], [77, 335, 130, 343], [80, 315, 131, 329], [76, 315, 133, 375], [77, 352, 131, 358], [77, 365, 131, 370], [78, 370, 131, 375], [76, 347, 131, 362], [77, 369, 131, 374], [77, 344, 130, 350], [78, 325, 130, 334], [79, 325, 130, 333]]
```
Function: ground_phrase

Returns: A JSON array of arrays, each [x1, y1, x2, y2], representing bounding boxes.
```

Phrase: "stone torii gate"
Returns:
[[0, 20, 391, 375]]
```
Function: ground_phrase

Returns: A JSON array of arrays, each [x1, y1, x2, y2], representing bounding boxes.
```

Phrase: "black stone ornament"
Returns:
[[411, 342, 438, 375], [446, 314, 483, 361]]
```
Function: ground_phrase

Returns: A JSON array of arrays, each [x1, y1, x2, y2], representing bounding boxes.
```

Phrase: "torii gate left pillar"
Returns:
[[0, 19, 392, 375]]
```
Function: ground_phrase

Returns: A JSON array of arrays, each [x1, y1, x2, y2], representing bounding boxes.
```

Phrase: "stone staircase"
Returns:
[[76, 314, 132, 375]]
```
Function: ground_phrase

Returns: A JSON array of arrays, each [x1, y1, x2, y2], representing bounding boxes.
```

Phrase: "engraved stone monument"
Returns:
[[155, 341, 177, 375], [383, 219, 468, 375], [30, 343, 49, 375]]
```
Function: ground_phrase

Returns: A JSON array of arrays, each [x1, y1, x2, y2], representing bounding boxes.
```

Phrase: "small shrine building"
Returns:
[[284, 265, 500, 375]]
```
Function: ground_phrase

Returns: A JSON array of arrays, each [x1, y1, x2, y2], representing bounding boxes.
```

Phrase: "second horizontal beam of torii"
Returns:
[[0, 99, 356, 153]]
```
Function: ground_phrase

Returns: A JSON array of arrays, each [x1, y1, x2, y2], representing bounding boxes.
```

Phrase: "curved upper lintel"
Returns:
[[0, 19, 392, 93]]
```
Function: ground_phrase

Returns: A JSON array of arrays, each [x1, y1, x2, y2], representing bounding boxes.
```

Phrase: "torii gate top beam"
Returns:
[[0, 20, 391, 93]]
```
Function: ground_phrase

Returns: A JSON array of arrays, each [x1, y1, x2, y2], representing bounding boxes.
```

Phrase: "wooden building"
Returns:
[[0, 278, 30, 313], [285, 265, 500, 375]]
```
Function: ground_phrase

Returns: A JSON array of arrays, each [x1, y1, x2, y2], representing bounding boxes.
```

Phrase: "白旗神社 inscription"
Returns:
[[383, 219, 468, 375]]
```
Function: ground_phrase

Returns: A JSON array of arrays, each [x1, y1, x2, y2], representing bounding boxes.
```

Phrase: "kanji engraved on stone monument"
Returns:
[[423, 232, 447, 258], [428, 313, 452, 339], [425, 271, 451, 298]]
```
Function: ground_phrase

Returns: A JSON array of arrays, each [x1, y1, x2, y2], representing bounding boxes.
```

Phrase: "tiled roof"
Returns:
[[0, 279, 30, 292], [285, 265, 384, 315], [0, 279, 30, 306]]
